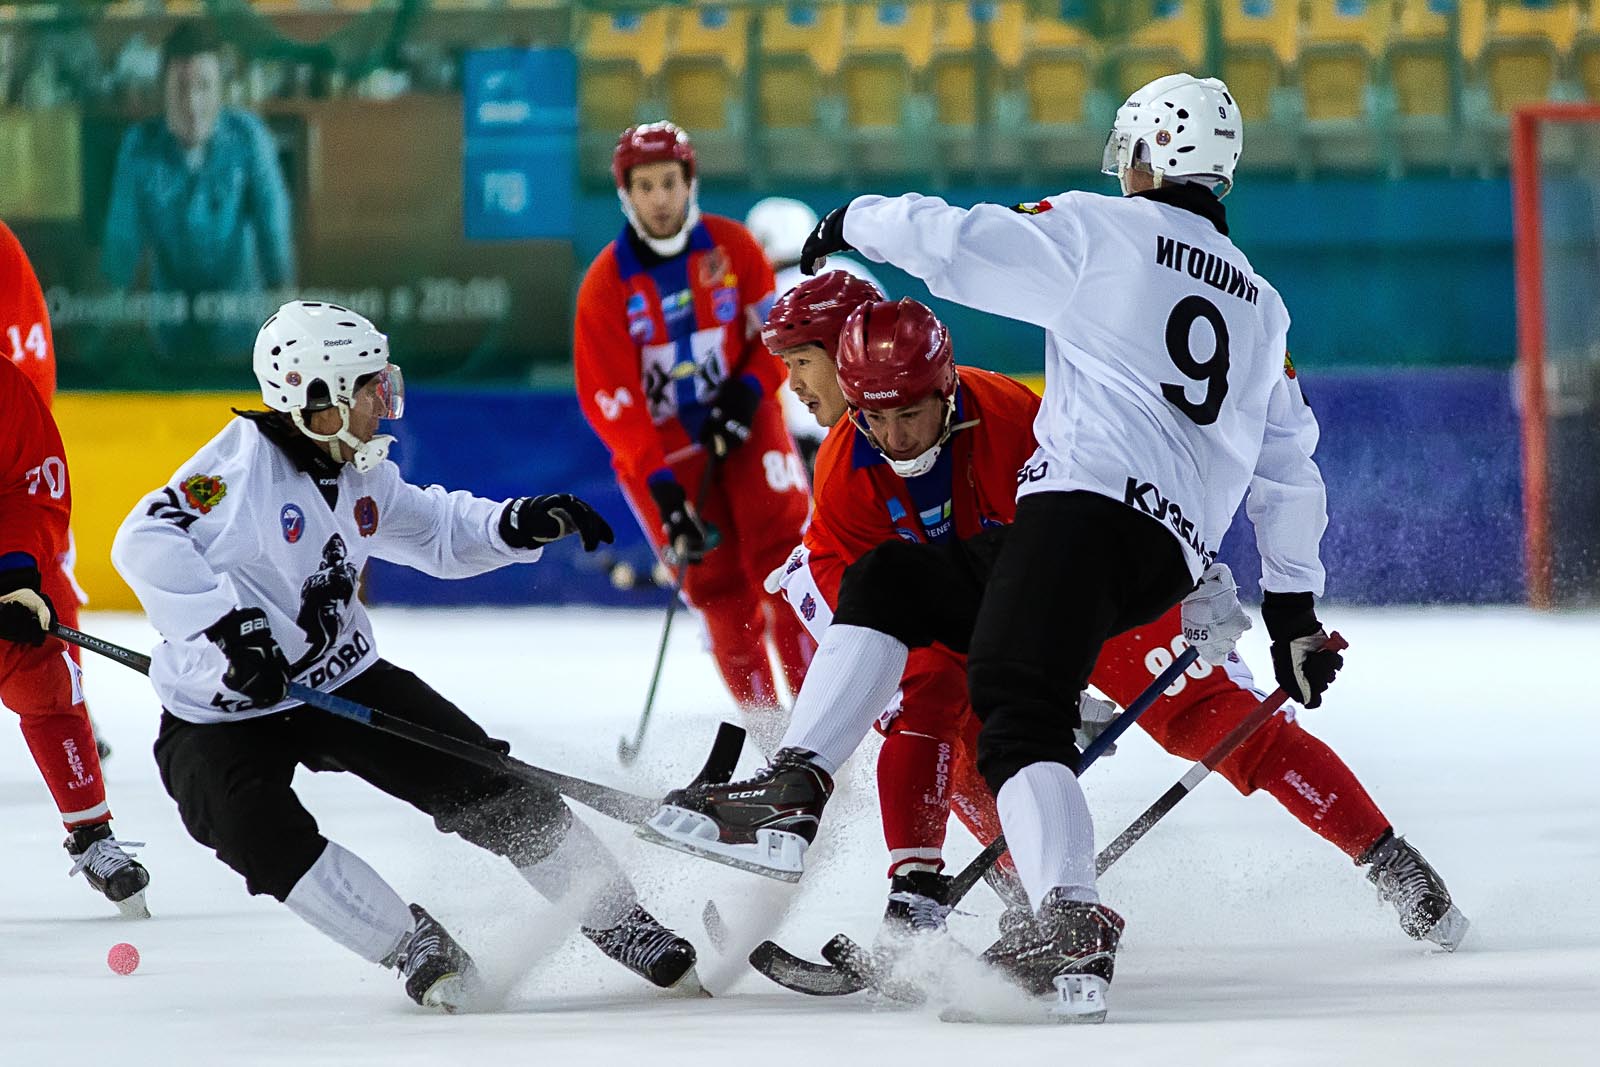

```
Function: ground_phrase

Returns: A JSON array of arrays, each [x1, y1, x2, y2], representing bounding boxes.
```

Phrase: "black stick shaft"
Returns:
[[52, 622, 662, 824], [945, 645, 1201, 904]]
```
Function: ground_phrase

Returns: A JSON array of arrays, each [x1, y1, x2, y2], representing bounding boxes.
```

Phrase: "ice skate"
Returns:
[[1362, 831, 1469, 951], [392, 904, 479, 1011], [583, 903, 701, 992], [973, 890, 1124, 1024], [65, 823, 149, 919], [639, 747, 833, 881]]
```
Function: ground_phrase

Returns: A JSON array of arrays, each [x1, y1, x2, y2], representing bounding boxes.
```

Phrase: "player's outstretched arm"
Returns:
[[837, 193, 1087, 333]]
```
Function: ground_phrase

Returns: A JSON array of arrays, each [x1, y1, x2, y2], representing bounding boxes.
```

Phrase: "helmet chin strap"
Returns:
[[855, 396, 975, 479], [291, 405, 395, 474], [619, 182, 702, 257]]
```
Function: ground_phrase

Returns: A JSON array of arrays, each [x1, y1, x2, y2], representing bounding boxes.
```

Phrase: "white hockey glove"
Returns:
[[1180, 562, 1252, 666], [1073, 691, 1119, 757]]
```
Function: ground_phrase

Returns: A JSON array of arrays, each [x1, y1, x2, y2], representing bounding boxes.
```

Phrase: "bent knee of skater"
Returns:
[[975, 711, 1079, 796]]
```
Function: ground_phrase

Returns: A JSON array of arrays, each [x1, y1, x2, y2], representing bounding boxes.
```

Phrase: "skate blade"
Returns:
[[1423, 905, 1470, 953], [663, 967, 712, 999], [420, 971, 477, 1014], [635, 806, 806, 883], [939, 977, 1109, 1026], [114, 890, 151, 920]]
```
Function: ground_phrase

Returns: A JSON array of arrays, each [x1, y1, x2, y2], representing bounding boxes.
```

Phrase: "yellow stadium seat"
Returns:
[[845, 2, 938, 71], [583, 10, 670, 80], [1481, 0, 1580, 114], [842, 57, 912, 129], [1302, 0, 1390, 121], [756, 3, 846, 131], [1021, 5, 1100, 125], [930, 2, 1025, 127], [1111, 0, 1207, 100], [1389, 0, 1477, 118], [1575, 2, 1600, 102], [1219, 0, 1298, 123], [664, 5, 750, 133]]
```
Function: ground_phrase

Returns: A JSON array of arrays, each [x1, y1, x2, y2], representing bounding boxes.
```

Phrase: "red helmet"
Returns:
[[762, 271, 886, 360], [836, 299, 956, 412], [612, 121, 696, 190]]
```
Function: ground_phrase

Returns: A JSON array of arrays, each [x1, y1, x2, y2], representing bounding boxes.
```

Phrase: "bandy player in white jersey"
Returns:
[[112, 301, 700, 1010], [642, 74, 1352, 1021]]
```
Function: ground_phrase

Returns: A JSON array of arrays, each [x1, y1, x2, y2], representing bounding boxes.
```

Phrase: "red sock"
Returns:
[[701, 601, 781, 710], [877, 729, 951, 877], [19, 709, 109, 829], [763, 596, 815, 700], [949, 737, 1016, 874], [1248, 724, 1391, 861]]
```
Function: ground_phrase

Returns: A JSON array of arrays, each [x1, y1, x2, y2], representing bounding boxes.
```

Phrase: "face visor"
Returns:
[[366, 362, 405, 420]]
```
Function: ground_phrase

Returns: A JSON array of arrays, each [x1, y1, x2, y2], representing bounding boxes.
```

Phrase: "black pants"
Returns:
[[834, 491, 1193, 793], [154, 660, 571, 902]]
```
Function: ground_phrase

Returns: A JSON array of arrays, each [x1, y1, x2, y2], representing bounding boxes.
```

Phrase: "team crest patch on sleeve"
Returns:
[[799, 592, 817, 622], [180, 474, 227, 514], [1283, 351, 1297, 379], [353, 496, 379, 537], [1011, 200, 1054, 215], [280, 503, 305, 544]]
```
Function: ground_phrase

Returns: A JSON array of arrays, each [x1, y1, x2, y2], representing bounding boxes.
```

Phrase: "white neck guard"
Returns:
[[619, 182, 702, 257], [292, 405, 394, 474]]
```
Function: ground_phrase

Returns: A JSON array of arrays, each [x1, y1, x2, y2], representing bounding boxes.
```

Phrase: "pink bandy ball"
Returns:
[[107, 942, 140, 975]]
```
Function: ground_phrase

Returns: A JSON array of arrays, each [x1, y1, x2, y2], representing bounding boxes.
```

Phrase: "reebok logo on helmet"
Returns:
[[324, 338, 352, 346], [863, 389, 900, 400]]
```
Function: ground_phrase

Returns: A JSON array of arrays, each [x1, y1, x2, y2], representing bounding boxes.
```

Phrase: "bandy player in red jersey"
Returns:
[[573, 123, 813, 738], [2, 219, 113, 762], [670, 279, 1466, 957], [0, 354, 152, 917]]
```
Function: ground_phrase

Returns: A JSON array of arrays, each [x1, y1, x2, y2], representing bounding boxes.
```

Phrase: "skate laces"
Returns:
[[1374, 845, 1437, 909], [888, 890, 954, 932], [398, 924, 446, 979], [68, 837, 145, 880], [589, 911, 682, 973]]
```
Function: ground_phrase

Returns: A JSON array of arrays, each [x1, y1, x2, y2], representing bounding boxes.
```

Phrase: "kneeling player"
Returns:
[[647, 297, 1467, 1004], [113, 301, 697, 1010]]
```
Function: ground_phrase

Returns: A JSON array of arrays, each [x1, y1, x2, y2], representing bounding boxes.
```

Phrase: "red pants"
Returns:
[[0, 567, 108, 829], [876, 604, 1391, 879], [620, 398, 815, 712]]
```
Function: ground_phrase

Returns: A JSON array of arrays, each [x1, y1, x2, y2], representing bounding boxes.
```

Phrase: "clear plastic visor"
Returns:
[[362, 363, 405, 419], [1101, 129, 1130, 176]]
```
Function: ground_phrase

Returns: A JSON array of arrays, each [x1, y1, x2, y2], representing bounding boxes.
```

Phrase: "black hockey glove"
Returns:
[[1260, 591, 1344, 709], [0, 561, 55, 647], [800, 205, 853, 276], [699, 376, 762, 458], [500, 494, 615, 552], [204, 607, 291, 708], [648, 476, 710, 565]]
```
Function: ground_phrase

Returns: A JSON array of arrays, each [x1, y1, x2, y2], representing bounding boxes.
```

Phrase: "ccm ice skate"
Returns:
[[65, 823, 149, 919], [639, 747, 833, 881], [972, 890, 1124, 1024], [1362, 831, 1469, 951], [583, 903, 700, 992], [392, 904, 479, 1011]]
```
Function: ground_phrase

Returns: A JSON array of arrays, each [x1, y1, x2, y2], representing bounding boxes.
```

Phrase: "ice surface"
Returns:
[[2, 606, 1596, 1065]]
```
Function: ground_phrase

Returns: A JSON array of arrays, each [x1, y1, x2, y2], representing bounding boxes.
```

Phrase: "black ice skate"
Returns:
[[638, 747, 833, 881], [392, 904, 479, 1012], [880, 870, 955, 942], [976, 889, 1124, 1023], [583, 903, 700, 992], [65, 823, 149, 919], [1362, 831, 1470, 951]]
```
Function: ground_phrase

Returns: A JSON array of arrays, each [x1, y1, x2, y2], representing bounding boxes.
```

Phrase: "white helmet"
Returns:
[[253, 300, 405, 473], [745, 197, 819, 267], [1102, 73, 1242, 198]]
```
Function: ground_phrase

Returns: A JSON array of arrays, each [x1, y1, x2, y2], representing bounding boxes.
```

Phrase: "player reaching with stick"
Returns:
[[574, 123, 814, 747], [112, 300, 698, 1010]]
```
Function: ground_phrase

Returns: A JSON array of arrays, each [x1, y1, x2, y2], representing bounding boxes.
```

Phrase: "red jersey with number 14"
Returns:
[[0, 220, 56, 408]]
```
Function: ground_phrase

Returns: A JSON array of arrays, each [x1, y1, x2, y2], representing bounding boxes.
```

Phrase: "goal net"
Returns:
[[1512, 104, 1600, 608]]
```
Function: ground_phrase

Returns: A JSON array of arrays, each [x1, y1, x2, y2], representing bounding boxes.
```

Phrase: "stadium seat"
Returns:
[[757, 3, 846, 129], [1021, 2, 1101, 127], [579, 10, 670, 137], [663, 5, 750, 134], [1575, 2, 1600, 101], [1481, 0, 1581, 114], [1301, 0, 1389, 122], [1110, 0, 1206, 101], [840, 1, 937, 132], [929, 1, 1024, 126], [1389, 0, 1480, 119], [1219, 0, 1299, 124]]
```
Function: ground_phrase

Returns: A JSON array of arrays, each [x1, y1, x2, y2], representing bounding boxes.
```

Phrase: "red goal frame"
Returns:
[[1510, 102, 1600, 609]]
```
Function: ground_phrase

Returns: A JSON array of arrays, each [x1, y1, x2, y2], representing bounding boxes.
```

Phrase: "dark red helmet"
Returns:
[[762, 271, 886, 360], [612, 121, 697, 190], [836, 299, 956, 411]]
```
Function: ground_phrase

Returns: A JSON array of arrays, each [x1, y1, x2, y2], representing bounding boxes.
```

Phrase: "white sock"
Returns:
[[517, 813, 637, 930], [995, 762, 1099, 911], [284, 841, 413, 965], [777, 624, 907, 775]]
